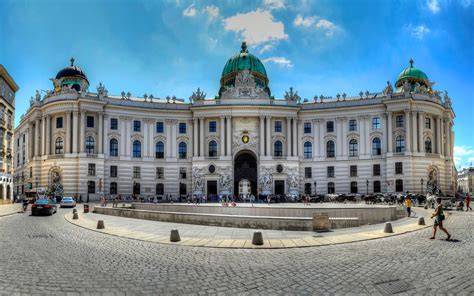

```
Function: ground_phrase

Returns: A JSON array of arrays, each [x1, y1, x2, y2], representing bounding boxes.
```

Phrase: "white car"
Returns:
[[60, 197, 76, 208]]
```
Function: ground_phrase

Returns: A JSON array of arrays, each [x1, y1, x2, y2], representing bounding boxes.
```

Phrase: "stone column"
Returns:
[[41, 116, 46, 155], [445, 120, 451, 157], [79, 111, 86, 153], [286, 117, 292, 157], [165, 119, 172, 158], [342, 118, 348, 156], [226, 116, 232, 156], [120, 117, 126, 156], [418, 111, 424, 153], [382, 114, 388, 154], [265, 116, 271, 157], [65, 112, 71, 153], [387, 112, 393, 153], [319, 120, 324, 157], [125, 119, 131, 156], [2, 182, 6, 201], [193, 118, 198, 157], [404, 110, 411, 153], [312, 119, 319, 158], [98, 112, 103, 154], [45, 115, 50, 155], [188, 119, 193, 158], [72, 112, 78, 154], [34, 119, 40, 157], [260, 116, 265, 157], [28, 122, 33, 159], [220, 116, 225, 157], [358, 116, 365, 156], [436, 116, 442, 155], [365, 116, 371, 155], [199, 117, 204, 157], [104, 114, 109, 156], [148, 119, 154, 157], [411, 111, 418, 153], [292, 118, 298, 157], [171, 120, 177, 158], [440, 119, 444, 156]]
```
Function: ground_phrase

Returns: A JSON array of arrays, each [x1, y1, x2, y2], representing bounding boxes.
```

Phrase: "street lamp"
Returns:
[[314, 181, 317, 196], [421, 178, 424, 195], [366, 179, 369, 195]]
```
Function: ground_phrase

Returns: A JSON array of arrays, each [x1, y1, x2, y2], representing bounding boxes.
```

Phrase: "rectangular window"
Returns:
[[88, 164, 96, 176], [156, 122, 164, 133], [56, 117, 63, 129], [395, 162, 403, 174], [209, 121, 217, 132], [179, 167, 187, 179], [425, 117, 431, 129], [133, 166, 141, 178], [372, 117, 381, 129], [110, 118, 118, 130], [350, 165, 358, 177], [274, 121, 282, 133], [327, 166, 335, 178], [349, 119, 357, 131], [304, 122, 311, 134], [304, 167, 312, 178], [110, 165, 117, 178], [396, 115, 404, 128], [87, 116, 94, 128], [373, 164, 381, 176], [179, 122, 186, 134], [133, 120, 141, 132], [326, 121, 334, 133], [156, 167, 164, 179]]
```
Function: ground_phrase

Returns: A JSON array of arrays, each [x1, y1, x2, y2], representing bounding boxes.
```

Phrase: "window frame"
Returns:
[[304, 167, 312, 179], [132, 140, 141, 158], [55, 137, 64, 154], [349, 119, 357, 131], [155, 141, 165, 159], [304, 122, 311, 134], [86, 116, 94, 128], [303, 141, 312, 159], [133, 120, 141, 132], [178, 142, 187, 159], [350, 165, 358, 177], [109, 138, 119, 157], [372, 117, 381, 129], [274, 140, 283, 157], [349, 139, 358, 157], [209, 121, 217, 133], [179, 122, 186, 134], [156, 122, 164, 133], [56, 117, 63, 129], [133, 166, 141, 179], [110, 165, 118, 178], [326, 121, 334, 133], [274, 121, 282, 133], [88, 163, 96, 176], [110, 118, 118, 130]]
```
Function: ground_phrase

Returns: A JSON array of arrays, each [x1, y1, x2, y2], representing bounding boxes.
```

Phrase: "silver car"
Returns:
[[60, 197, 76, 208]]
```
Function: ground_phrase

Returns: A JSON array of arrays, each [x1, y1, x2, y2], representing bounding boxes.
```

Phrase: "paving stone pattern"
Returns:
[[0, 208, 473, 295]]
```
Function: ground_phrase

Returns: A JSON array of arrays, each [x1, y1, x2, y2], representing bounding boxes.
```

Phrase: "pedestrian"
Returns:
[[405, 196, 412, 217], [430, 197, 451, 240], [465, 193, 471, 211], [267, 195, 271, 205]]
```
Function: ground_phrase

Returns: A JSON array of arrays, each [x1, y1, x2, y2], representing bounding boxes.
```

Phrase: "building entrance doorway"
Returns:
[[207, 180, 217, 196], [274, 180, 285, 195], [234, 150, 257, 196]]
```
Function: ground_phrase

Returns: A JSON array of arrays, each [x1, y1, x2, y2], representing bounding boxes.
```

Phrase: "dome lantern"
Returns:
[[395, 58, 430, 93], [53, 57, 89, 92]]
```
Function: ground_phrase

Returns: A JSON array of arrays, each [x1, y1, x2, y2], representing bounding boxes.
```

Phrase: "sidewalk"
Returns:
[[0, 203, 22, 217], [65, 205, 436, 249]]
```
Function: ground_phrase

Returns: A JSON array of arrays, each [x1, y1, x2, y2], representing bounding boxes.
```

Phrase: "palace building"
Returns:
[[13, 43, 456, 200]]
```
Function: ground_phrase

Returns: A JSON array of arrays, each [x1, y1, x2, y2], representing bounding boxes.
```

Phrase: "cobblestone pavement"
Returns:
[[0, 208, 473, 295], [0, 203, 21, 217]]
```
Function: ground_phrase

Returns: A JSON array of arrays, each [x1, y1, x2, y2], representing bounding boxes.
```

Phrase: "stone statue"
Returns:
[[190, 88, 206, 102], [402, 80, 411, 93], [444, 91, 452, 106], [427, 167, 439, 194], [126, 92, 131, 100], [143, 94, 148, 102], [50, 78, 61, 92], [235, 70, 254, 87], [383, 81, 393, 95], [342, 93, 347, 100], [284, 87, 301, 102], [121, 91, 126, 99], [29, 96, 34, 106], [259, 169, 273, 195], [35, 90, 41, 101], [149, 94, 154, 102], [359, 91, 363, 98], [219, 174, 232, 193], [192, 168, 204, 193], [287, 172, 298, 189]]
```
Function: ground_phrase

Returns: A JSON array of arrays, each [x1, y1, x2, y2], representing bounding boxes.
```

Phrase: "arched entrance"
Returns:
[[234, 150, 258, 196]]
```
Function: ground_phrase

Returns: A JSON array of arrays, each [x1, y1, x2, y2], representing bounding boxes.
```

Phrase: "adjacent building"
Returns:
[[13, 43, 456, 201], [457, 167, 474, 195]]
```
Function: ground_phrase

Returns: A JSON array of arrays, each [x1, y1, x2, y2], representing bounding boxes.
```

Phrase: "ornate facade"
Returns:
[[14, 44, 456, 200]]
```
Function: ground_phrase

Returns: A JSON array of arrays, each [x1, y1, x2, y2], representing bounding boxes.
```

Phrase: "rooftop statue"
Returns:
[[190, 88, 206, 102], [383, 81, 393, 95], [284, 87, 300, 101]]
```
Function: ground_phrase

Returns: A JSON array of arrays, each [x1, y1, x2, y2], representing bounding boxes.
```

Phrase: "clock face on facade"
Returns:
[[242, 135, 249, 144]]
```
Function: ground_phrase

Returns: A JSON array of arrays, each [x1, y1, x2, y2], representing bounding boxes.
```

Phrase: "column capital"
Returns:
[[72, 110, 80, 116], [225, 115, 232, 119], [98, 111, 105, 117], [44, 114, 51, 119], [187, 119, 194, 125], [219, 115, 226, 119], [80, 110, 86, 115], [418, 111, 425, 116], [259, 115, 265, 120], [286, 116, 292, 121], [404, 109, 411, 114], [265, 115, 272, 120]]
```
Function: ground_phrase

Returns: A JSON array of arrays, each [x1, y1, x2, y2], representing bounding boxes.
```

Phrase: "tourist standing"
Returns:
[[465, 193, 471, 211], [430, 198, 451, 240], [267, 195, 271, 205], [405, 196, 412, 217]]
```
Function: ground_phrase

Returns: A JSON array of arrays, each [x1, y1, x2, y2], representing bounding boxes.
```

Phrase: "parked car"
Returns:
[[60, 197, 76, 208], [31, 199, 57, 216]]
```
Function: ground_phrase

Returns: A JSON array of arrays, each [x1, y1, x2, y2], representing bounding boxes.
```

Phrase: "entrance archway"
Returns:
[[234, 150, 258, 196]]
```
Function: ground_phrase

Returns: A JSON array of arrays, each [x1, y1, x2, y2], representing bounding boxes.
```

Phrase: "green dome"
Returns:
[[396, 58, 428, 85]]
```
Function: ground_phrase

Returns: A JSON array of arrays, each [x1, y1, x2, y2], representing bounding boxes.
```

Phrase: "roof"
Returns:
[[0, 65, 19, 92]]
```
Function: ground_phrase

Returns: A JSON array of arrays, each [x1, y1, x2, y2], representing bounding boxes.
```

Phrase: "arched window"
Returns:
[[349, 139, 358, 157], [350, 181, 358, 194], [304, 183, 312, 194], [156, 183, 164, 195], [155, 141, 164, 159], [110, 182, 117, 195], [395, 135, 405, 153], [372, 137, 381, 155], [85, 136, 95, 154], [304, 142, 312, 159], [132, 140, 141, 158], [208, 141, 217, 157], [425, 137, 432, 154], [328, 182, 335, 194], [326, 140, 335, 158], [396, 179, 404, 192], [55, 137, 64, 154], [179, 142, 187, 159], [274, 140, 283, 157], [109, 139, 118, 157], [373, 180, 381, 193]]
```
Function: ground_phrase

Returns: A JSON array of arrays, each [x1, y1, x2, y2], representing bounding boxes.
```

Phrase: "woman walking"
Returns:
[[430, 197, 451, 240]]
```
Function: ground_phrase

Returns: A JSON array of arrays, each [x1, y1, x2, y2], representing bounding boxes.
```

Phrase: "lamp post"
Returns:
[[314, 181, 317, 196], [421, 178, 424, 195], [366, 179, 369, 195]]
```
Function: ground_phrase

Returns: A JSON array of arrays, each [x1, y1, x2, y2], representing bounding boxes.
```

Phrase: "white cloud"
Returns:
[[293, 14, 315, 27], [183, 3, 197, 17], [264, 0, 285, 10], [454, 146, 474, 168], [410, 24, 430, 39], [259, 44, 274, 54], [427, 0, 440, 13], [204, 5, 219, 21], [454, 146, 474, 156], [262, 57, 293, 67], [459, 0, 472, 7], [315, 19, 340, 37], [223, 9, 288, 46]]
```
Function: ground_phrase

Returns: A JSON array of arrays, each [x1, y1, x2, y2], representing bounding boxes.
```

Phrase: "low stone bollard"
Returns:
[[72, 208, 77, 214], [97, 220, 105, 229], [418, 217, 425, 225], [383, 222, 394, 233], [170, 229, 180, 242], [72, 212, 79, 220], [252, 231, 264, 245], [312, 213, 330, 232]]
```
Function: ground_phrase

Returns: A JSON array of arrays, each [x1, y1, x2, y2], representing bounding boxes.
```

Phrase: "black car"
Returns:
[[31, 199, 57, 216]]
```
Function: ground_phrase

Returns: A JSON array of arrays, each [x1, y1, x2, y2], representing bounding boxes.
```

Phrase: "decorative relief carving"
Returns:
[[221, 70, 269, 99]]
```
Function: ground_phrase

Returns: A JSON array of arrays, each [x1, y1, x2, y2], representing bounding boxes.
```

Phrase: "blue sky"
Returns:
[[1, 0, 473, 167]]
